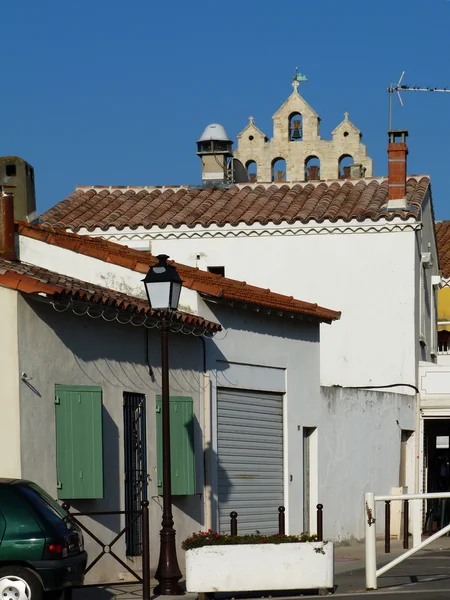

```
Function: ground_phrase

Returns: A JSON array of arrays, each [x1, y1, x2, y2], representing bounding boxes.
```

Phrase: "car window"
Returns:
[[18, 483, 72, 529]]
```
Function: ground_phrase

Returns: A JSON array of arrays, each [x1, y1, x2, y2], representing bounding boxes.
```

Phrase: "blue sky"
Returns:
[[3, 0, 450, 219]]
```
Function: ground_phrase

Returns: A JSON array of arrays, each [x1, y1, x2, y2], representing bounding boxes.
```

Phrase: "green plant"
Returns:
[[182, 529, 319, 550]]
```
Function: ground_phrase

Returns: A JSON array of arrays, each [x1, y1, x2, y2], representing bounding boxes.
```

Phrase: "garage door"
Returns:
[[217, 388, 284, 535]]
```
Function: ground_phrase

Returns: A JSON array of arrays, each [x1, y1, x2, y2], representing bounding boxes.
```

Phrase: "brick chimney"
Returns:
[[388, 130, 408, 207], [0, 186, 16, 261]]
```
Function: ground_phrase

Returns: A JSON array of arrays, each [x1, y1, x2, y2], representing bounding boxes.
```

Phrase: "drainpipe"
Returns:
[[204, 372, 212, 530], [200, 335, 213, 530], [413, 391, 422, 547]]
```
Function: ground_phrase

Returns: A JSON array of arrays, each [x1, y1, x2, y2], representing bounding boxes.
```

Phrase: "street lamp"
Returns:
[[143, 254, 183, 596]]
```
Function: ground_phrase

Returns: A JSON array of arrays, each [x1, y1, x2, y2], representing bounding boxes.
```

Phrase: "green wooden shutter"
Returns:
[[156, 396, 195, 496], [55, 385, 104, 500]]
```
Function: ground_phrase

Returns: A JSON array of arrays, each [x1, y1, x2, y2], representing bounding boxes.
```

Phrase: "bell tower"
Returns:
[[197, 124, 234, 186], [233, 71, 373, 182]]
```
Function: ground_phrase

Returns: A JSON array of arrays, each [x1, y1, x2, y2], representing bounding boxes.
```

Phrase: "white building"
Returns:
[[417, 221, 450, 532], [39, 84, 441, 538]]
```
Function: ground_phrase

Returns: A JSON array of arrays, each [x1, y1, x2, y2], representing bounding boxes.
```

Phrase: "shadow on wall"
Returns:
[[152, 413, 232, 528], [203, 301, 320, 345], [64, 407, 121, 530], [31, 299, 228, 396]]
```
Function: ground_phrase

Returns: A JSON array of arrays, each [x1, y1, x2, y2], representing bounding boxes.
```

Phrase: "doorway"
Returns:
[[423, 418, 450, 533], [303, 427, 318, 534]]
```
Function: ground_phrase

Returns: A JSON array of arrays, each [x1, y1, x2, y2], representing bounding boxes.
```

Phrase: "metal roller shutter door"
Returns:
[[217, 388, 284, 535]]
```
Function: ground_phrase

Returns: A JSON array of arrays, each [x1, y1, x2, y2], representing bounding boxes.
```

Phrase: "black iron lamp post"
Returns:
[[143, 254, 183, 596]]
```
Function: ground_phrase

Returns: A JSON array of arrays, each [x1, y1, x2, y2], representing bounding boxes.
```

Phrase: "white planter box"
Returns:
[[186, 542, 334, 593]]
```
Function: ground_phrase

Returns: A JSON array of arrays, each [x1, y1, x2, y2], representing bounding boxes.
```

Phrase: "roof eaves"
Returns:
[[0, 262, 221, 333], [16, 222, 340, 320], [201, 293, 340, 324]]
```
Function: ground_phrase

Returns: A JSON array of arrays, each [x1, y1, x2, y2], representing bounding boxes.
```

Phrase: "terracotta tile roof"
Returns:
[[0, 259, 221, 332], [436, 221, 450, 279], [17, 222, 340, 323], [41, 177, 430, 231]]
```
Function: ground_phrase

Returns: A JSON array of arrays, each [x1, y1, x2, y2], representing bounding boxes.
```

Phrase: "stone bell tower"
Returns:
[[233, 70, 373, 183]]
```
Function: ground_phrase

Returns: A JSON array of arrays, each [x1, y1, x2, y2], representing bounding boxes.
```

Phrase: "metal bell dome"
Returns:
[[197, 123, 231, 143]]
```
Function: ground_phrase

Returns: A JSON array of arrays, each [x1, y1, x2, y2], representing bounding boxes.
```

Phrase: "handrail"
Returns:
[[375, 492, 450, 502], [365, 491, 450, 590]]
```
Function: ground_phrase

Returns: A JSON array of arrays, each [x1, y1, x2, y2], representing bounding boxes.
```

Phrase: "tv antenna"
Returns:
[[388, 71, 450, 129]]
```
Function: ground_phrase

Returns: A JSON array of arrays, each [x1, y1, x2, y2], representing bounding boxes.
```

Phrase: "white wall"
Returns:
[[417, 190, 440, 362], [0, 286, 21, 477], [419, 361, 450, 407], [318, 386, 414, 541], [16, 295, 204, 581], [201, 300, 415, 542], [15, 232, 418, 543], [144, 226, 418, 391], [18, 236, 200, 316]]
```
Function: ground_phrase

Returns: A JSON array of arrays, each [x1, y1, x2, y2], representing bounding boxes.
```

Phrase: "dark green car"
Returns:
[[0, 479, 87, 600]]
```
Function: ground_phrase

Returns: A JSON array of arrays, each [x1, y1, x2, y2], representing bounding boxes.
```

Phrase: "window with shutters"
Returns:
[[156, 396, 195, 495], [55, 385, 104, 500]]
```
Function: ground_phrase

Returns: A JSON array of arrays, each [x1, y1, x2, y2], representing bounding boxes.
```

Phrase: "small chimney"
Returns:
[[0, 186, 16, 261], [349, 163, 366, 178], [306, 166, 320, 181], [388, 130, 408, 208], [342, 166, 351, 179]]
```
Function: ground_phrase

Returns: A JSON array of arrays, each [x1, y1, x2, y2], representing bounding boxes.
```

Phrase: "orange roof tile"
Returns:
[[17, 222, 340, 323], [0, 259, 221, 332], [436, 221, 450, 279], [41, 177, 430, 231]]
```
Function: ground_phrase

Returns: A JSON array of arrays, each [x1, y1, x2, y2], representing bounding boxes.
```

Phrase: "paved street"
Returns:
[[333, 548, 450, 597]]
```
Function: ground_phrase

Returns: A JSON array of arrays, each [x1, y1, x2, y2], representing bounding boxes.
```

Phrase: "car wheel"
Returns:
[[0, 566, 43, 600]]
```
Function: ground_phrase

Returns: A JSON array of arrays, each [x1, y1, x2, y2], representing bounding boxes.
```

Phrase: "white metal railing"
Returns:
[[365, 491, 450, 590]]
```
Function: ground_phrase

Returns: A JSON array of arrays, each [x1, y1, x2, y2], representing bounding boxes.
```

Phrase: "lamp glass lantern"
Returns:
[[142, 254, 182, 311]]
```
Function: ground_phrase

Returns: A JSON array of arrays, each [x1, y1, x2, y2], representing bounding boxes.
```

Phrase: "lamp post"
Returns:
[[143, 254, 183, 596]]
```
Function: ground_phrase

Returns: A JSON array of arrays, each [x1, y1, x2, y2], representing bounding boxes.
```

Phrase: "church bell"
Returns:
[[290, 119, 302, 140]]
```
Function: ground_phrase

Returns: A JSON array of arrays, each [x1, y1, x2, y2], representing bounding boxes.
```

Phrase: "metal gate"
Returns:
[[123, 392, 147, 556], [217, 388, 284, 535]]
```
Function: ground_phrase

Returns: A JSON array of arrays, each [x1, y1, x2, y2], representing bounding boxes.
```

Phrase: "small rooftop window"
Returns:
[[5, 164, 16, 176]]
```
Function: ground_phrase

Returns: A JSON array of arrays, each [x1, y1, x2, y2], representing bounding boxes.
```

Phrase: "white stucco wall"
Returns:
[[16, 295, 205, 581], [417, 190, 440, 360], [0, 286, 21, 478], [318, 386, 414, 540], [18, 235, 200, 316], [201, 300, 415, 542], [137, 224, 419, 392], [14, 232, 418, 547], [419, 361, 450, 407]]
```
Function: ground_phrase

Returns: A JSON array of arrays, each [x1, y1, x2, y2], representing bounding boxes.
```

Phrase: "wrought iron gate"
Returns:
[[123, 392, 147, 556]]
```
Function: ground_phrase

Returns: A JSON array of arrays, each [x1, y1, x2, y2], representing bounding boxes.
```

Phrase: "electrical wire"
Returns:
[[346, 383, 420, 394]]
